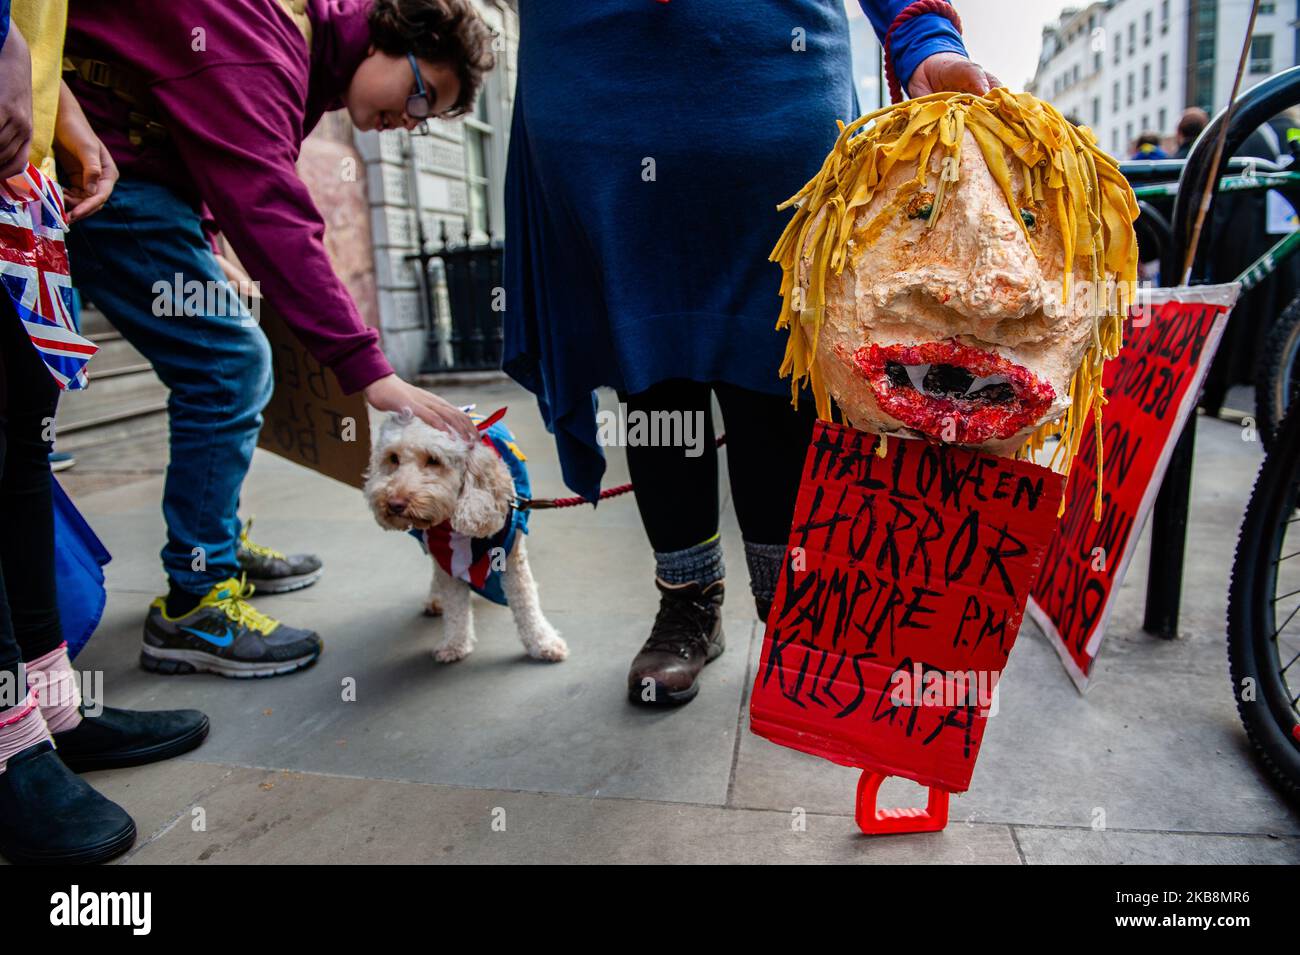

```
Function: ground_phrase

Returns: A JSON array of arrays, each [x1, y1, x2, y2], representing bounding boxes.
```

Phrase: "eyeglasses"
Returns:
[[406, 53, 459, 134], [406, 52, 439, 127]]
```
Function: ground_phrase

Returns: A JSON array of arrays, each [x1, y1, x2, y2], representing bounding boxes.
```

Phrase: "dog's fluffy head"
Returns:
[[363, 410, 515, 538]]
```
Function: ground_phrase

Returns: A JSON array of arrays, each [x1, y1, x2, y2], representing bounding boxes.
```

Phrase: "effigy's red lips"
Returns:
[[853, 340, 1055, 444]]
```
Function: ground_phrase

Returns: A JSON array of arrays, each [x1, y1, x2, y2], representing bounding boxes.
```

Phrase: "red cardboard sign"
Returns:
[[1027, 284, 1239, 690], [749, 420, 1064, 794]]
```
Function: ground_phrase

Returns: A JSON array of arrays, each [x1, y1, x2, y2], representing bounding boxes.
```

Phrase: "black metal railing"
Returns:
[[411, 220, 504, 373]]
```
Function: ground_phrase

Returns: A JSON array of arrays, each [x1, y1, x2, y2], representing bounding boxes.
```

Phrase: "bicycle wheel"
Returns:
[[1228, 401, 1300, 801], [1254, 292, 1300, 452]]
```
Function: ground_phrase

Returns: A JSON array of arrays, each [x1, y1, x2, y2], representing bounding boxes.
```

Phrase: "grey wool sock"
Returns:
[[744, 540, 786, 609], [654, 534, 724, 587]]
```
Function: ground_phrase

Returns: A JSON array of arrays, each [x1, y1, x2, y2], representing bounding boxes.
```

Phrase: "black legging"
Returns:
[[616, 379, 817, 554], [0, 302, 64, 701]]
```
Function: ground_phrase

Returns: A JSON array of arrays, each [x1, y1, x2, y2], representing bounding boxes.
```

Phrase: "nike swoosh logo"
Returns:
[[178, 624, 235, 648]]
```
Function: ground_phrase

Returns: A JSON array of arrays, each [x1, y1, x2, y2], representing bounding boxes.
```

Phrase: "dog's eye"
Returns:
[[388, 452, 399, 466], [425, 456, 440, 469]]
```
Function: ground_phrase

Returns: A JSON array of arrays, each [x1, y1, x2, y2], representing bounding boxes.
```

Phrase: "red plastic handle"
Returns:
[[854, 770, 950, 835]]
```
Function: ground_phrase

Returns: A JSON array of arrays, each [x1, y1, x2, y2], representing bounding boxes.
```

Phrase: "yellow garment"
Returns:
[[12, 0, 68, 178], [770, 88, 1139, 518]]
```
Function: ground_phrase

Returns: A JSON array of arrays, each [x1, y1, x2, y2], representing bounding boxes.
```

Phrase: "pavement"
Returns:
[[53, 378, 1300, 864]]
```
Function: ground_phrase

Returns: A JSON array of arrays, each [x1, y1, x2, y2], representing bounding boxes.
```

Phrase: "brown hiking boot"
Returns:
[[627, 578, 725, 706]]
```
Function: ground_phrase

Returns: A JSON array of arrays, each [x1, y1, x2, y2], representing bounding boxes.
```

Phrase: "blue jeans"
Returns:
[[66, 179, 274, 595]]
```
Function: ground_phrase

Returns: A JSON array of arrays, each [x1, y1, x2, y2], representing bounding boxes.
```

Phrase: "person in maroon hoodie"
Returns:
[[62, 0, 495, 678]]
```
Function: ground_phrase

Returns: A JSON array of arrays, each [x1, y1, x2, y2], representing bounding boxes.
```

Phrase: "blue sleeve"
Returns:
[[858, 0, 969, 92], [0, 0, 10, 53]]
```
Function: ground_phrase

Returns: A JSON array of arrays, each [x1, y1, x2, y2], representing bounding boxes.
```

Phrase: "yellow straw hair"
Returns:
[[770, 88, 1139, 516]]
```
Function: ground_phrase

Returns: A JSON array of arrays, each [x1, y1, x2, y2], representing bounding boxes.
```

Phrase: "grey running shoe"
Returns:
[[142, 576, 322, 678], [236, 517, 323, 594]]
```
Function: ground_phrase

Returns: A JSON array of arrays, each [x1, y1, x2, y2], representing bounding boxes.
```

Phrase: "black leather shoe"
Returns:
[[54, 706, 209, 773], [627, 579, 725, 706], [0, 741, 136, 865]]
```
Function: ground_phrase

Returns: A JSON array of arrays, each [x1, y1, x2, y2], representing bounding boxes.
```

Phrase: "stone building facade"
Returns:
[[1031, 0, 1300, 158]]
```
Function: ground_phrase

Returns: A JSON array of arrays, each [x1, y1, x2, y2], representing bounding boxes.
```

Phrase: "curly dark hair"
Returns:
[[368, 0, 497, 118]]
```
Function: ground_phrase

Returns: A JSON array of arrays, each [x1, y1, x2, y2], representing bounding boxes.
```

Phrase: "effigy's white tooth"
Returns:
[[905, 363, 930, 392], [965, 374, 1008, 396]]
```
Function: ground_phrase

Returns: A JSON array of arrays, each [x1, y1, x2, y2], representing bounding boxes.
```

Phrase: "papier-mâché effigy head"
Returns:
[[772, 88, 1139, 477]]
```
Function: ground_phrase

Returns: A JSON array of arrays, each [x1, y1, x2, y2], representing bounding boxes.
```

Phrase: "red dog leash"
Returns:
[[520, 434, 728, 511], [475, 406, 727, 512]]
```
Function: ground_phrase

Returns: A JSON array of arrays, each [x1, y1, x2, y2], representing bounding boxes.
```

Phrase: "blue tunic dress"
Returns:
[[502, 1, 966, 502]]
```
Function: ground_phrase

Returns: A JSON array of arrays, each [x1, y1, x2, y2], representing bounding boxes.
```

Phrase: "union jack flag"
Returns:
[[0, 164, 96, 389]]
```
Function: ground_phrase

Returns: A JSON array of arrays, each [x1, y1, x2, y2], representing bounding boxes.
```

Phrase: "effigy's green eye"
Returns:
[[1020, 208, 1037, 229], [906, 191, 935, 221]]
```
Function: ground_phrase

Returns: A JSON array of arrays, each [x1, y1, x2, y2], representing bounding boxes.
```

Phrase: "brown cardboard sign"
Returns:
[[256, 304, 371, 489]]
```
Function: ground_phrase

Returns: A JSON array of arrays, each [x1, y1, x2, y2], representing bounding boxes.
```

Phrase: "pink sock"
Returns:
[[26, 644, 83, 734], [0, 692, 52, 774]]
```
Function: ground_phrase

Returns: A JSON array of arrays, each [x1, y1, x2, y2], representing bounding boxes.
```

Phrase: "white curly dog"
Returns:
[[364, 411, 567, 663]]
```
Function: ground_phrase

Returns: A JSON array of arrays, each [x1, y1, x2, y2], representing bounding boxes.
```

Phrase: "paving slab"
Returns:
[[75, 592, 761, 807], [120, 762, 1022, 864], [1013, 825, 1300, 864]]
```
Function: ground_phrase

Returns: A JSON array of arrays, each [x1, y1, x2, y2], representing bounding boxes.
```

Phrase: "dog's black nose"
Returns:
[[387, 498, 408, 516]]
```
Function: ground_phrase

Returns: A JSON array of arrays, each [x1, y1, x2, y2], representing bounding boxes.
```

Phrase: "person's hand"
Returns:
[[908, 52, 1001, 98], [0, 24, 33, 181], [53, 82, 118, 223], [364, 373, 478, 442], [215, 252, 258, 293]]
